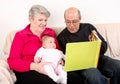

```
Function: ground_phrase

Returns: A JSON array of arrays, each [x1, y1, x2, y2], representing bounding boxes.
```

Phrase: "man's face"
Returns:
[[65, 9, 80, 33]]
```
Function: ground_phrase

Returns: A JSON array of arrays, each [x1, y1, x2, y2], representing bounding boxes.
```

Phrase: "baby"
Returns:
[[34, 35, 67, 84]]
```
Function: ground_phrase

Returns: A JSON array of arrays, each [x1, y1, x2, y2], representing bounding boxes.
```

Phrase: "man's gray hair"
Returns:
[[64, 7, 81, 19], [29, 5, 50, 18]]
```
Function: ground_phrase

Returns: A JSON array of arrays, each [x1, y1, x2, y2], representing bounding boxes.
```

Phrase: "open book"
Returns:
[[91, 32, 101, 42], [64, 33, 101, 72]]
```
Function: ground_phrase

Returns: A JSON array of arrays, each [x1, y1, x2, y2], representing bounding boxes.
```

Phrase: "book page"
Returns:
[[91, 32, 101, 42]]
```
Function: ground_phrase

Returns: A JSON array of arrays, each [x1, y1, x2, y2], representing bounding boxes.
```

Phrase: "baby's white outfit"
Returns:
[[34, 47, 67, 84]]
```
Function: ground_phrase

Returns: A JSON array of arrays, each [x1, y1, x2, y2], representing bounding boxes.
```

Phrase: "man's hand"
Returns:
[[89, 30, 97, 41]]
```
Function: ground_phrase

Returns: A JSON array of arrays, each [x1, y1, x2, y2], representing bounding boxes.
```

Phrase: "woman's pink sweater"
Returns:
[[7, 24, 60, 72]]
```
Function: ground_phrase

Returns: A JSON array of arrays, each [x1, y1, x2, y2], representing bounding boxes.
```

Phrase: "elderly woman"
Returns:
[[7, 5, 60, 84]]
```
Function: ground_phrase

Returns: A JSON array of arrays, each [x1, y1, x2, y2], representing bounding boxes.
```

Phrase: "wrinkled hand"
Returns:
[[89, 30, 97, 41], [30, 62, 51, 75]]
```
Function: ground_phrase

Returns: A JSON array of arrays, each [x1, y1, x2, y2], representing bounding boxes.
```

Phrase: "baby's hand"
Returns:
[[59, 59, 65, 66], [34, 57, 41, 63]]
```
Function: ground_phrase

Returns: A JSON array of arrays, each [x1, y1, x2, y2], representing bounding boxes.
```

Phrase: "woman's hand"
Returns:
[[30, 62, 50, 75]]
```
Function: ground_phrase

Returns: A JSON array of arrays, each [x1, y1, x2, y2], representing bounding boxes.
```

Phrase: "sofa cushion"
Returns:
[[94, 23, 120, 60], [2, 30, 18, 61]]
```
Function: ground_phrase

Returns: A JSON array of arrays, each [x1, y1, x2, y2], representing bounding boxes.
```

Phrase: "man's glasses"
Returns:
[[65, 19, 79, 25]]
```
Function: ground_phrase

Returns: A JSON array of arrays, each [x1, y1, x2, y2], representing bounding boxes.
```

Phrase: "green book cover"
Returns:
[[64, 41, 101, 72]]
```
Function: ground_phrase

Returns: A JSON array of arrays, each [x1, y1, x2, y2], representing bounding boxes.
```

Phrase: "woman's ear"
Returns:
[[29, 16, 34, 22]]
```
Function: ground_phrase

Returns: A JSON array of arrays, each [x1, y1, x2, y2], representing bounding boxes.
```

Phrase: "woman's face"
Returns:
[[29, 14, 48, 33]]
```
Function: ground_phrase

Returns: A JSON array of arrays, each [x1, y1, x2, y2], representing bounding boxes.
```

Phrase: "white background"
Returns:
[[0, 0, 120, 57]]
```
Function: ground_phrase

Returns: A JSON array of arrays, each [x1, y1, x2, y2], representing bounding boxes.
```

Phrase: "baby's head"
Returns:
[[41, 35, 56, 49]]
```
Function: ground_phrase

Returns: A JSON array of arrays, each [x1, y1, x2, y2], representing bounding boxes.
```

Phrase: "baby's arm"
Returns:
[[34, 47, 44, 63]]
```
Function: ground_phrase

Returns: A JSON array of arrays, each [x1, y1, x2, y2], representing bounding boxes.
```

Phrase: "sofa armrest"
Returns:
[[0, 60, 16, 84], [0, 30, 18, 84]]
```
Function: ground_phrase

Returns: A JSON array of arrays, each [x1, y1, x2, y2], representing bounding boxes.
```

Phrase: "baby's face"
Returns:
[[43, 37, 56, 49]]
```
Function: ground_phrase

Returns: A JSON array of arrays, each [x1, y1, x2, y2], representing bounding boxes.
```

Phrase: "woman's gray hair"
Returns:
[[29, 5, 50, 19]]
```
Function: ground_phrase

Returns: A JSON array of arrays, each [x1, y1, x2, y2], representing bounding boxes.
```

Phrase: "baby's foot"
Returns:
[[53, 76, 62, 84]]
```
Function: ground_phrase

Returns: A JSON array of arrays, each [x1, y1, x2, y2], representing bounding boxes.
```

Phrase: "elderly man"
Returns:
[[57, 7, 120, 84]]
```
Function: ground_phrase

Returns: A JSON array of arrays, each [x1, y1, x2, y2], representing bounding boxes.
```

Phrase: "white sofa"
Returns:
[[0, 23, 120, 84]]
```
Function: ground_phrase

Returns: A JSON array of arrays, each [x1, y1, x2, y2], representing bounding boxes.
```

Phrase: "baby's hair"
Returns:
[[41, 35, 53, 42]]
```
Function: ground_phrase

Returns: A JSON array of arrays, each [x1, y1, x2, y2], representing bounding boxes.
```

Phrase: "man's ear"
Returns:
[[79, 17, 81, 20]]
